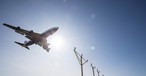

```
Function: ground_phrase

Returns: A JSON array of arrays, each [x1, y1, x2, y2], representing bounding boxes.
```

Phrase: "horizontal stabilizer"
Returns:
[[14, 41, 30, 50]]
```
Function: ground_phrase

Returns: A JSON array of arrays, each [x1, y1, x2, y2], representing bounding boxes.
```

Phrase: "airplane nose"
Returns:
[[52, 27, 59, 33], [54, 27, 59, 31]]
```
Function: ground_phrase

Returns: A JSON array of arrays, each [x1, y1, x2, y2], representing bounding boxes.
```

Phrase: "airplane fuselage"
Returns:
[[3, 23, 59, 52]]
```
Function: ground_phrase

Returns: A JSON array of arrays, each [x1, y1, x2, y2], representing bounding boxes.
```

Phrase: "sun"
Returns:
[[49, 35, 66, 49]]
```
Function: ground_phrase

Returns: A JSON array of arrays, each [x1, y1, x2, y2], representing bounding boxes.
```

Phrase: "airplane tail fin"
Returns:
[[14, 41, 30, 50]]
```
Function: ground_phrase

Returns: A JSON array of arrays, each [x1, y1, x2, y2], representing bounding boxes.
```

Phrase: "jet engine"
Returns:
[[29, 30, 33, 34], [15, 26, 25, 35], [16, 26, 20, 30]]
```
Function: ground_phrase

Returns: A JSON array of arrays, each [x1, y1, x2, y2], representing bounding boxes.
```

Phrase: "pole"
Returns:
[[91, 63, 96, 76], [81, 54, 83, 76], [97, 69, 100, 76], [74, 47, 88, 76]]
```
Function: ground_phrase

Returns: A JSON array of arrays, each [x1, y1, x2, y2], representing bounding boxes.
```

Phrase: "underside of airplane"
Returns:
[[3, 23, 59, 52]]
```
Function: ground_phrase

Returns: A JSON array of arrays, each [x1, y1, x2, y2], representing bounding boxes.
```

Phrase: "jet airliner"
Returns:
[[3, 23, 59, 52]]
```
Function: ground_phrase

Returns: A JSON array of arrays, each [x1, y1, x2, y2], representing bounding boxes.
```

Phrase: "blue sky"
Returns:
[[0, 0, 146, 76]]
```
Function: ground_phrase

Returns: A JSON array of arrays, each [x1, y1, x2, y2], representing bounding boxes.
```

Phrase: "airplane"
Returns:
[[2, 23, 59, 52]]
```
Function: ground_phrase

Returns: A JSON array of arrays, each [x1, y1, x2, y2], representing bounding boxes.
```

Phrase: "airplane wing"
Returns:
[[37, 40, 50, 52], [3, 23, 40, 36], [42, 44, 50, 52]]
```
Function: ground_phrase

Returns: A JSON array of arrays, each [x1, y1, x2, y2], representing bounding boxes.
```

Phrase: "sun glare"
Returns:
[[49, 35, 66, 49]]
